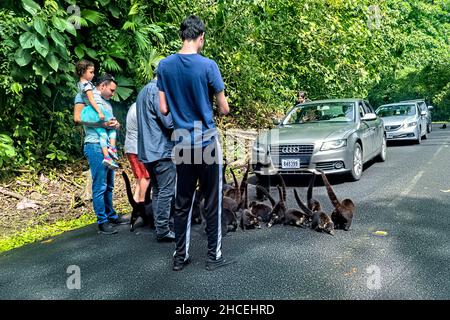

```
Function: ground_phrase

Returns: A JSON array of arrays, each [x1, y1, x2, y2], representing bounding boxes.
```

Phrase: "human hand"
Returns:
[[106, 119, 120, 130], [98, 112, 105, 121]]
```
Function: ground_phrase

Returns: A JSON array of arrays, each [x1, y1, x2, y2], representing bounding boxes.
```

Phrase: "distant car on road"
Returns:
[[399, 99, 433, 133], [252, 99, 386, 181], [375, 102, 428, 144]]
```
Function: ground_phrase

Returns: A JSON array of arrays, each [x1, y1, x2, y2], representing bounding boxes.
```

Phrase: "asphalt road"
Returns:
[[1, 124, 449, 300]]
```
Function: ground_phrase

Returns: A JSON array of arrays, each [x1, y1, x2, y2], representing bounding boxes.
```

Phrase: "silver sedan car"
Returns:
[[252, 99, 386, 181], [375, 102, 428, 144]]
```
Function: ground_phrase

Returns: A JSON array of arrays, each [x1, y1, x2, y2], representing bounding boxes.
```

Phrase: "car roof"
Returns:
[[399, 99, 425, 103], [378, 102, 415, 107], [300, 98, 363, 105]]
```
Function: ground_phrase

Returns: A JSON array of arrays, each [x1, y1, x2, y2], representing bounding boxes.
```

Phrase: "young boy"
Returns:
[[76, 60, 119, 169]]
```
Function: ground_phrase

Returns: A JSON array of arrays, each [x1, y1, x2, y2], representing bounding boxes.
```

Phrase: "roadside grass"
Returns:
[[0, 213, 97, 254]]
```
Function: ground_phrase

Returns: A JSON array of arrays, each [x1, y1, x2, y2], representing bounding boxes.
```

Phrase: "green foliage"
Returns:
[[0, 0, 449, 171], [0, 134, 17, 167]]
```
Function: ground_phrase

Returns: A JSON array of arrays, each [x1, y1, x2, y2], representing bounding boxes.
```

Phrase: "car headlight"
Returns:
[[321, 139, 347, 151], [404, 122, 417, 128]]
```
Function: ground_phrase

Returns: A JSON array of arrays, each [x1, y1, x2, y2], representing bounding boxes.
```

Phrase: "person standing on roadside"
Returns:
[[136, 67, 176, 243], [124, 102, 151, 204], [158, 15, 233, 271], [74, 74, 129, 235]]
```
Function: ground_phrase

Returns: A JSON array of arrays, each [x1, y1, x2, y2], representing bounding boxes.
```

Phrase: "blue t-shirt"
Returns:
[[157, 53, 225, 147]]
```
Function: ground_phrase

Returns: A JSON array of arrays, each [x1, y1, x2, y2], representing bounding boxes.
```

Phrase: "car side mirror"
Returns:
[[428, 105, 434, 110], [362, 113, 377, 121]]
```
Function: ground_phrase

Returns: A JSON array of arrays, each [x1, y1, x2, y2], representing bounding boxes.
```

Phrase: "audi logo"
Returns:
[[281, 146, 300, 154]]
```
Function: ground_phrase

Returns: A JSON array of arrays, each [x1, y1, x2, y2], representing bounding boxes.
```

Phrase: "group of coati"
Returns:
[[122, 163, 355, 236]]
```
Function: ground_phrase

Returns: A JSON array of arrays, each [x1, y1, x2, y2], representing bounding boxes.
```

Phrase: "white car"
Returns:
[[375, 102, 428, 144]]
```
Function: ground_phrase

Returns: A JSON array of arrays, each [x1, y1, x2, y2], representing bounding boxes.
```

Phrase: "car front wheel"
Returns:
[[376, 135, 387, 162], [415, 127, 422, 144], [349, 143, 363, 181]]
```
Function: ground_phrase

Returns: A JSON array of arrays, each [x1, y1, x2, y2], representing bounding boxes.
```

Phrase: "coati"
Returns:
[[224, 162, 250, 203], [317, 169, 355, 231], [266, 174, 289, 227], [224, 166, 240, 200], [239, 180, 261, 230], [257, 185, 307, 227], [122, 171, 155, 231], [248, 185, 273, 222], [293, 188, 334, 235]]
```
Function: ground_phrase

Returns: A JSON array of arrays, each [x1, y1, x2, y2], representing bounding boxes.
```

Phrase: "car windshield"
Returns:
[[376, 104, 416, 117], [283, 102, 355, 124]]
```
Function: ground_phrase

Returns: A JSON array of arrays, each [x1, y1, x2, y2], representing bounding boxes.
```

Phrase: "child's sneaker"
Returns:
[[107, 146, 119, 160], [102, 157, 119, 170]]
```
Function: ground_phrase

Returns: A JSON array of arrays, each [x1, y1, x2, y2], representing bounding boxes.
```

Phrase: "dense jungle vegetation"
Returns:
[[0, 0, 449, 171]]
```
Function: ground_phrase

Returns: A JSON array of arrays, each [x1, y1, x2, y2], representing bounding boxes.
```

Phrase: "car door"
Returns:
[[419, 101, 429, 132], [357, 102, 374, 159], [417, 103, 427, 136], [364, 100, 383, 155]]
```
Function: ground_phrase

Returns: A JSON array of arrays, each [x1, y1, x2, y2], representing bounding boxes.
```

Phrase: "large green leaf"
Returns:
[[14, 48, 32, 66], [111, 87, 133, 102], [50, 30, 65, 48], [46, 53, 59, 71], [52, 16, 67, 32], [33, 18, 47, 37], [74, 45, 84, 59], [34, 36, 49, 57], [103, 57, 122, 72], [64, 20, 77, 36], [82, 9, 104, 25], [21, 0, 41, 16], [19, 32, 36, 49]]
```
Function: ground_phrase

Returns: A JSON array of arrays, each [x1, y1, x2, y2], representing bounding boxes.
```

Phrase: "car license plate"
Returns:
[[281, 159, 300, 169], [387, 132, 393, 139]]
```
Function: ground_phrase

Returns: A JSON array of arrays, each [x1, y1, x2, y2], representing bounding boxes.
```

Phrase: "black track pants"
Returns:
[[173, 141, 223, 263]]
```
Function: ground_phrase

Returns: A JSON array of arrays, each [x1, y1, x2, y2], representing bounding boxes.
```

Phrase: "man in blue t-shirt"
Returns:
[[158, 15, 232, 271]]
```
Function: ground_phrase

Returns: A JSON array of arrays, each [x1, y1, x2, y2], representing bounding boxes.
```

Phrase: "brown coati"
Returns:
[[224, 166, 240, 201], [267, 186, 287, 227], [251, 185, 275, 222], [239, 179, 261, 230], [238, 161, 251, 201], [317, 169, 355, 231], [257, 185, 307, 227], [266, 174, 288, 227], [122, 171, 155, 231], [224, 161, 250, 202], [222, 162, 236, 197], [293, 188, 334, 235]]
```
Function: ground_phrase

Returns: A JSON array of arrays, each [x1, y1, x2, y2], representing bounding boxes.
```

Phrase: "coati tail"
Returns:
[[255, 185, 276, 207], [122, 171, 138, 209], [294, 188, 313, 216]]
